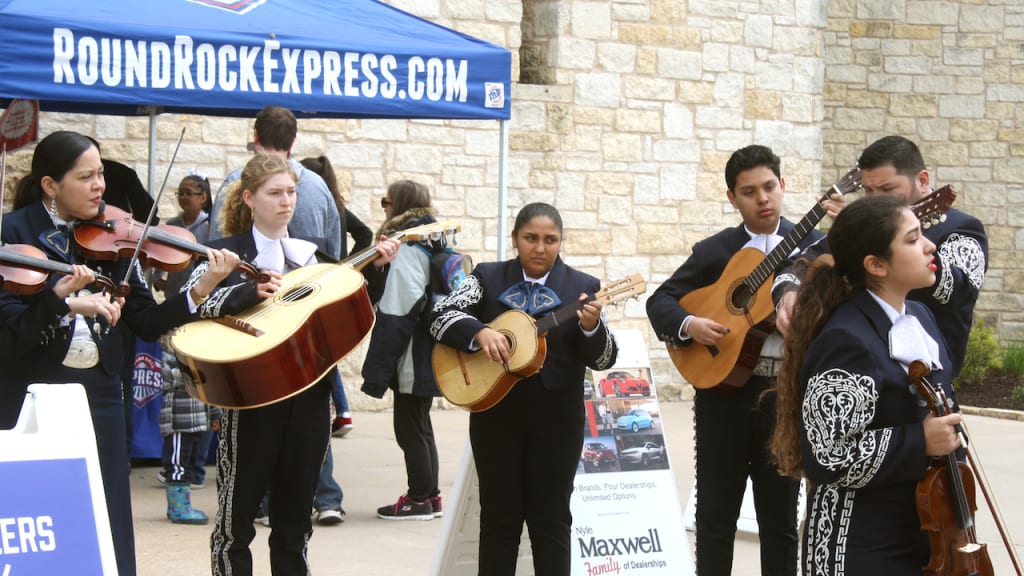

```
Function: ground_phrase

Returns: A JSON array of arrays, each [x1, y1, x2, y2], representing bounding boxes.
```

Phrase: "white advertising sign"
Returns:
[[570, 330, 693, 576]]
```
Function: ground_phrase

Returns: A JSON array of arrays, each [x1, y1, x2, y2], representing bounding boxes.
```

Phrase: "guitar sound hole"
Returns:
[[730, 284, 754, 311], [281, 285, 315, 302], [501, 331, 516, 353]]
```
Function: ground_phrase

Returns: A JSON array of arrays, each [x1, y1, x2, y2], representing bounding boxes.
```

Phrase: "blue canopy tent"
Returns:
[[0, 0, 513, 459], [0, 0, 513, 235]]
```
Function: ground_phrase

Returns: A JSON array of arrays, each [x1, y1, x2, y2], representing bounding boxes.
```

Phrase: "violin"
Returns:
[[72, 204, 268, 282], [910, 361, 994, 576], [0, 243, 121, 296]]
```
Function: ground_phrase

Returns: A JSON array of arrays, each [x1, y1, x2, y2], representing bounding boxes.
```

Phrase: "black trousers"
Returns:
[[470, 378, 584, 576], [393, 392, 439, 501], [693, 376, 799, 576], [211, 379, 330, 576]]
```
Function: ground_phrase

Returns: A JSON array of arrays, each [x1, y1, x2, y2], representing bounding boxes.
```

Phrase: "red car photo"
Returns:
[[598, 370, 651, 397]]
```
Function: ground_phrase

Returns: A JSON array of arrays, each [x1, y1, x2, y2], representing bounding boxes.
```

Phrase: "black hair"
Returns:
[[858, 135, 926, 178], [724, 145, 781, 192], [13, 131, 100, 209], [513, 202, 563, 236]]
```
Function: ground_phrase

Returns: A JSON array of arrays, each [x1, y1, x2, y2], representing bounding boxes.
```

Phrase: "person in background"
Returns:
[[208, 105, 341, 261], [0, 130, 239, 576], [152, 172, 217, 497], [774, 136, 987, 381], [771, 195, 962, 575], [646, 145, 816, 576], [361, 180, 445, 521], [200, 153, 397, 575], [295, 154, 374, 526], [429, 202, 618, 575]]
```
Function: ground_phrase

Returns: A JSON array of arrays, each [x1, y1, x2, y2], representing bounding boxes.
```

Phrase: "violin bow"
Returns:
[[959, 417, 1024, 575], [119, 127, 186, 289], [1, 141, 6, 240]]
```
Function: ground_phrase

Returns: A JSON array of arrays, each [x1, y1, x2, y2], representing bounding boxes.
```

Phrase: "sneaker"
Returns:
[[156, 470, 204, 490], [331, 413, 353, 438], [376, 495, 433, 521], [313, 508, 346, 525], [430, 495, 443, 518]]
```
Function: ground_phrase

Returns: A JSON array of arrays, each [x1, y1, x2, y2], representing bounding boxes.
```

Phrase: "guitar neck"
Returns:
[[534, 296, 590, 334], [746, 188, 834, 292]]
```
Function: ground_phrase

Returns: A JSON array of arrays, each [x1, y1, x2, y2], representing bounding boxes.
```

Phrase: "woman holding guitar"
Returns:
[[428, 202, 618, 576], [192, 153, 397, 575], [771, 195, 963, 575], [0, 130, 240, 576]]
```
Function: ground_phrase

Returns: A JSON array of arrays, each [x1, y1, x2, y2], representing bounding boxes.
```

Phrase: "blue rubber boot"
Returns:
[[165, 483, 209, 525]]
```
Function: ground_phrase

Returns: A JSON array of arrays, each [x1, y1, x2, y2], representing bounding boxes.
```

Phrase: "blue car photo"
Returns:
[[615, 408, 654, 433]]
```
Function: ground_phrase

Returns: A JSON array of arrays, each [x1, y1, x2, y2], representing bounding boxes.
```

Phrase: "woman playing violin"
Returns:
[[197, 154, 397, 576], [0, 130, 240, 576], [771, 195, 963, 575]]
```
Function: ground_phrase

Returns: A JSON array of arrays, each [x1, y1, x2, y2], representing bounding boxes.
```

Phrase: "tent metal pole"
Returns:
[[497, 119, 509, 261], [147, 112, 156, 196]]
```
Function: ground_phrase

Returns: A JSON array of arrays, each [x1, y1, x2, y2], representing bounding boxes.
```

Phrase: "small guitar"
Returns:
[[433, 274, 646, 412], [667, 180, 956, 390], [171, 221, 461, 409]]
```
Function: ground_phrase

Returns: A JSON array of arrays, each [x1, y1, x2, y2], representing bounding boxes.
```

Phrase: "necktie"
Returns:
[[498, 281, 562, 315]]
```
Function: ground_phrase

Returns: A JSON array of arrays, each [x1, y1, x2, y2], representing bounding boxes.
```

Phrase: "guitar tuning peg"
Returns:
[[939, 214, 947, 223], [923, 219, 932, 229]]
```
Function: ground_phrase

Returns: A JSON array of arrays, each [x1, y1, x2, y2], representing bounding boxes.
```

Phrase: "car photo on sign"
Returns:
[[616, 435, 669, 470], [578, 436, 620, 474], [595, 367, 653, 398]]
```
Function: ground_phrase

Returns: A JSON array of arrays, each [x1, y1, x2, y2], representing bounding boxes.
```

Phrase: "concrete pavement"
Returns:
[[132, 401, 1024, 575]]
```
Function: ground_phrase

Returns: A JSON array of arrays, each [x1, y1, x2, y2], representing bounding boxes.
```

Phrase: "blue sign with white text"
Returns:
[[0, 459, 103, 576]]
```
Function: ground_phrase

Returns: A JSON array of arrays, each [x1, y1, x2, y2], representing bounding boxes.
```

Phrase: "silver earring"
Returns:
[[48, 197, 59, 220]]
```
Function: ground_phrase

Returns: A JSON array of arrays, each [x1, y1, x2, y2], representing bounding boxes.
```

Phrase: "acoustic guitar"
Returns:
[[433, 274, 646, 412], [171, 221, 461, 409], [667, 181, 956, 390]]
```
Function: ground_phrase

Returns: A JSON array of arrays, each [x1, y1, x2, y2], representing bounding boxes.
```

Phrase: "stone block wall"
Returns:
[[2, 0, 1019, 404]]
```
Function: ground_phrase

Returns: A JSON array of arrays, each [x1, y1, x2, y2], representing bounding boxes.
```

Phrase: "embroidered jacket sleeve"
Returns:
[[923, 214, 987, 308], [428, 269, 488, 350], [800, 329, 928, 490], [182, 260, 262, 319]]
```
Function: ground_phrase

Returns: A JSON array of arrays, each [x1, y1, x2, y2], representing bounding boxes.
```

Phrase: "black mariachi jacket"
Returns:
[[428, 257, 618, 393]]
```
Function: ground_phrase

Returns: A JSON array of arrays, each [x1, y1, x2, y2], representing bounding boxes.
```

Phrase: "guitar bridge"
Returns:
[[214, 315, 264, 337]]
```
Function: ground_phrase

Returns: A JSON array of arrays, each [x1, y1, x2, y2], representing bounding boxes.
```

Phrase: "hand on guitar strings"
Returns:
[[687, 316, 730, 347], [575, 292, 603, 332], [775, 290, 798, 336], [476, 327, 511, 364], [372, 237, 402, 268]]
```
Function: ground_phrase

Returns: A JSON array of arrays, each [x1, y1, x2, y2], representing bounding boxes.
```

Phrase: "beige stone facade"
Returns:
[[2, 0, 1020, 402]]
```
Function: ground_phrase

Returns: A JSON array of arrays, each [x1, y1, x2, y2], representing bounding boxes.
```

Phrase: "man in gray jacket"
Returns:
[[208, 105, 341, 260]]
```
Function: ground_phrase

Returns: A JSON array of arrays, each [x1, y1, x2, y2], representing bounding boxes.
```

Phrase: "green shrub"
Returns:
[[955, 318, 1001, 388], [1003, 341, 1024, 376]]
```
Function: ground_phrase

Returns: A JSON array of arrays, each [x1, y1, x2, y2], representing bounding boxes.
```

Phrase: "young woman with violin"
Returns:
[[771, 195, 963, 575], [428, 202, 618, 576], [199, 154, 397, 576], [0, 130, 241, 576]]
